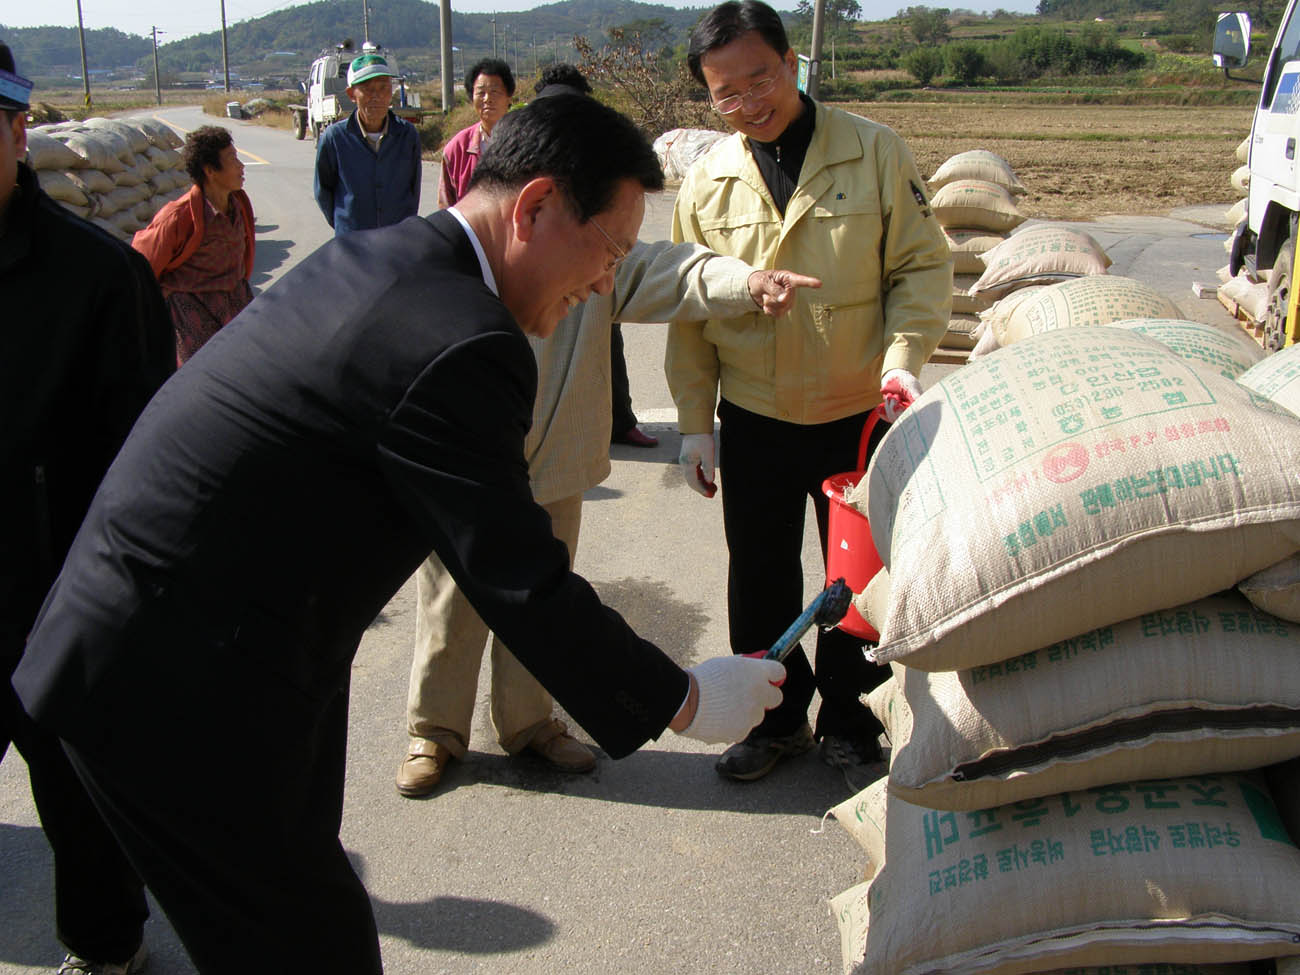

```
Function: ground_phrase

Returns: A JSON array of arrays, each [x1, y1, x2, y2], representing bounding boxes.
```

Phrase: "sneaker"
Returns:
[[57, 943, 148, 975], [395, 738, 454, 798], [524, 719, 596, 772], [819, 734, 886, 794], [715, 723, 815, 781]]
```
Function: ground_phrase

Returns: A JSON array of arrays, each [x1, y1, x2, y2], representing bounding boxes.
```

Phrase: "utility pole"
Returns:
[[492, 14, 498, 58], [807, 0, 824, 100], [220, 0, 231, 91], [152, 25, 164, 106], [439, 0, 454, 112], [75, 0, 91, 108], [363, 0, 371, 44]]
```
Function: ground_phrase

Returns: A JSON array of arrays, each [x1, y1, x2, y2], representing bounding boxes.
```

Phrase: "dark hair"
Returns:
[[533, 63, 591, 96], [687, 0, 789, 87], [468, 94, 662, 222], [465, 58, 515, 97], [182, 125, 234, 188]]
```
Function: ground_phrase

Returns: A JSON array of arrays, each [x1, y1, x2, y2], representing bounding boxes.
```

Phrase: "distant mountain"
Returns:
[[1, 25, 152, 72], [7, 0, 714, 80]]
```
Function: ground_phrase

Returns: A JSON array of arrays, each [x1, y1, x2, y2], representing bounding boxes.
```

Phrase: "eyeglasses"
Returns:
[[712, 76, 777, 115], [588, 216, 627, 273]]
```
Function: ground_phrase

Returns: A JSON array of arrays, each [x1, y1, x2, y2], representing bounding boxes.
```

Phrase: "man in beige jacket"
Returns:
[[669, 0, 952, 789]]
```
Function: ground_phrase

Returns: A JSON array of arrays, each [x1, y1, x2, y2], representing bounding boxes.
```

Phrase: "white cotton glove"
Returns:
[[679, 656, 785, 745], [679, 433, 717, 498], [880, 368, 923, 422]]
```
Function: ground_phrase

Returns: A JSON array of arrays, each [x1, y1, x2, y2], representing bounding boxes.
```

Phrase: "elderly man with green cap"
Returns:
[[314, 47, 422, 235]]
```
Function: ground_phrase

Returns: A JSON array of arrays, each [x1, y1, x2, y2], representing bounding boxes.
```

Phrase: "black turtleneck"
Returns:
[[746, 93, 815, 216]]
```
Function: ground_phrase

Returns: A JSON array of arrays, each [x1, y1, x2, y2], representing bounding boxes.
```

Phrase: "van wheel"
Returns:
[[1265, 237, 1294, 352], [293, 111, 307, 140]]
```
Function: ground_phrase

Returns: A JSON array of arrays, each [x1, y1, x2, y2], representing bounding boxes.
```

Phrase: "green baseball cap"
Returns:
[[348, 52, 395, 87]]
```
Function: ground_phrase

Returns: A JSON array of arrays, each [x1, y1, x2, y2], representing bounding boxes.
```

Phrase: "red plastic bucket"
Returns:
[[822, 407, 885, 640]]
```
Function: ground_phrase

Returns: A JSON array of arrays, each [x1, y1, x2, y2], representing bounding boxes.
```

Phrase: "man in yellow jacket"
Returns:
[[668, 0, 952, 787]]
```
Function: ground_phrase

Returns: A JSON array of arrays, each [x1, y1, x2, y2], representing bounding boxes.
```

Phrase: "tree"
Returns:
[[900, 45, 944, 85], [575, 30, 714, 136], [944, 42, 986, 84], [794, 0, 864, 35], [904, 6, 951, 46]]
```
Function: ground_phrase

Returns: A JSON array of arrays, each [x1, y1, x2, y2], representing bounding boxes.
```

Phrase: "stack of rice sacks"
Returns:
[[826, 312, 1300, 974], [24, 116, 190, 242], [1217, 134, 1269, 327], [966, 224, 1114, 360], [927, 150, 1028, 356]]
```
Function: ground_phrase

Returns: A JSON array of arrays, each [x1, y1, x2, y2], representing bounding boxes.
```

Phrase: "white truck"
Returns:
[[1214, 8, 1300, 349], [289, 40, 426, 142]]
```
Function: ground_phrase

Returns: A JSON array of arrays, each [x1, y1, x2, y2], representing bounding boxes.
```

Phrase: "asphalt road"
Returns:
[[0, 105, 1245, 974]]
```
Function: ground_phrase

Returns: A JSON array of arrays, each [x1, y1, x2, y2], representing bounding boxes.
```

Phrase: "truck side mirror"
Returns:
[[1213, 11, 1253, 80], [299, 80, 308, 95]]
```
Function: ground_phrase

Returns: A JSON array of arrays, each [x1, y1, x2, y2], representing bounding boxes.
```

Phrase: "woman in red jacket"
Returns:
[[133, 125, 255, 364]]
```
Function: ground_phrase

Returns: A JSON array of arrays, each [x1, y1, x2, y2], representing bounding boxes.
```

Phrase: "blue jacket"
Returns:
[[314, 110, 422, 235]]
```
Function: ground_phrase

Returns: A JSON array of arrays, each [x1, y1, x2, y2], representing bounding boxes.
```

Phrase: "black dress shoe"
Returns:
[[715, 723, 815, 781], [612, 426, 658, 447]]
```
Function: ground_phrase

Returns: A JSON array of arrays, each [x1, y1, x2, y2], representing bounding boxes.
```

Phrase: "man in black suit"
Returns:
[[1, 43, 163, 974], [12, 95, 785, 973]]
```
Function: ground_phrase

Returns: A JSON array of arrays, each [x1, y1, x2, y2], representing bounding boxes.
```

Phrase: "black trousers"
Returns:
[[610, 322, 638, 435], [716, 399, 889, 742], [2, 636, 148, 963], [56, 621, 382, 975]]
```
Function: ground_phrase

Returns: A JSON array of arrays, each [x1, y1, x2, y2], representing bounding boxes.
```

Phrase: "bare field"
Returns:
[[844, 103, 1255, 222]]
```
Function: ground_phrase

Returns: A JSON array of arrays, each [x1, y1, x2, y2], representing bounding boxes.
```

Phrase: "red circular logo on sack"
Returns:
[[1042, 443, 1089, 483]]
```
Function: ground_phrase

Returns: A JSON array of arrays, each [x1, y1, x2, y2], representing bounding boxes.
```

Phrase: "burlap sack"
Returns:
[[943, 314, 982, 350], [145, 144, 182, 170], [58, 131, 127, 174], [1107, 319, 1266, 380], [999, 276, 1181, 347], [36, 170, 88, 206], [943, 228, 1007, 274], [1238, 342, 1300, 416], [82, 117, 150, 155], [1226, 198, 1247, 226], [829, 773, 1300, 975], [866, 593, 1300, 811], [1236, 554, 1300, 622], [68, 168, 114, 196], [1236, 135, 1250, 163], [137, 116, 183, 150], [1218, 274, 1269, 324], [24, 128, 84, 170], [981, 284, 1048, 348], [970, 225, 1112, 300], [931, 180, 1026, 233], [952, 274, 994, 315], [852, 327, 1300, 673], [1231, 164, 1251, 193], [928, 149, 1027, 196]]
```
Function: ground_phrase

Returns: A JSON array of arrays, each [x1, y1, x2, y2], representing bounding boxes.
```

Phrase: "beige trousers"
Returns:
[[406, 493, 582, 757]]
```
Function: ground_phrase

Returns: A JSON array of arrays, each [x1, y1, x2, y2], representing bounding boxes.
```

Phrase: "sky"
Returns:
[[5, 0, 1042, 44]]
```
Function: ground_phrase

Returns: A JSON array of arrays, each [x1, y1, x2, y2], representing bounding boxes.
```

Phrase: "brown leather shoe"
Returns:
[[395, 739, 453, 797], [525, 719, 596, 772], [612, 426, 658, 447]]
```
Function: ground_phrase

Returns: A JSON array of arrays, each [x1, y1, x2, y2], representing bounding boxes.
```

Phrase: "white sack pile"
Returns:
[[826, 324, 1300, 974], [26, 116, 189, 242]]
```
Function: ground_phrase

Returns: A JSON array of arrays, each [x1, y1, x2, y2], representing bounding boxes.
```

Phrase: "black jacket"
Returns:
[[0, 162, 173, 665], [13, 210, 688, 757]]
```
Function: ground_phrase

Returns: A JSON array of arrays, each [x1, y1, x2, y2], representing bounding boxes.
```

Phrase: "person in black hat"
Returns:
[[1, 40, 173, 975]]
